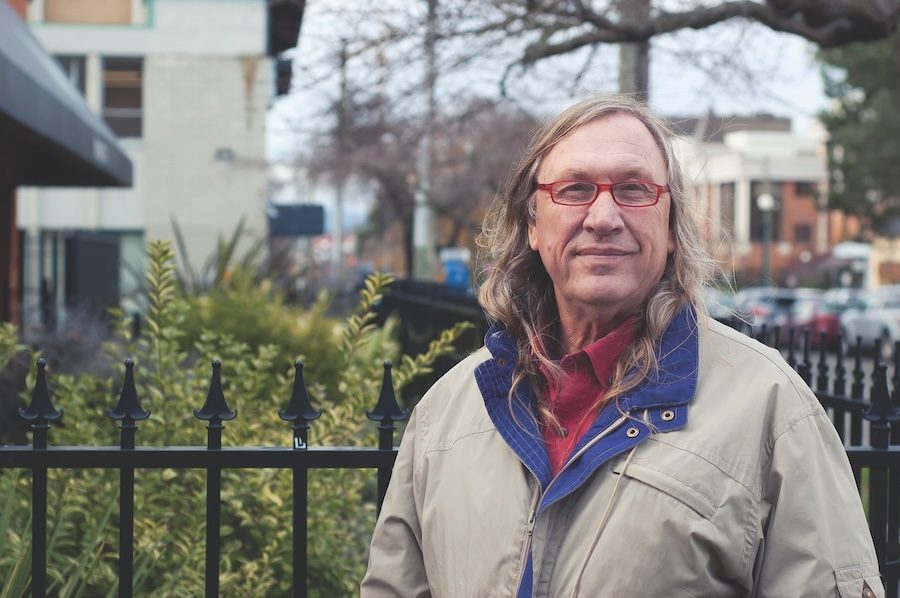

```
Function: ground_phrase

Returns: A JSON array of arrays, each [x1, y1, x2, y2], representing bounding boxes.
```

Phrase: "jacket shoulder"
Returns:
[[410, 346, 495, 446], [696, 316, 827, 438]]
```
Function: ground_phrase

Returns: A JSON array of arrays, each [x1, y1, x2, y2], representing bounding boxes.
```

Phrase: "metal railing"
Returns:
[[0, 358, 406, 598]]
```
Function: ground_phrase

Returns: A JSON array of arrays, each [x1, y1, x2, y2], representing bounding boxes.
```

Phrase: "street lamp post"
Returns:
[[757, 193, 776, 285]]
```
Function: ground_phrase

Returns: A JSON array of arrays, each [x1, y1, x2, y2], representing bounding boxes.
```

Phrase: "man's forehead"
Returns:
[[537, 116, 666, 180]]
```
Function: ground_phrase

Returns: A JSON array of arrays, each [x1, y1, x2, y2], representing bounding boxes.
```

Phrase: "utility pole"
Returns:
[[332, 40, 348, 288], [617, 0, 650, 101], [412, 0, 438, 280]]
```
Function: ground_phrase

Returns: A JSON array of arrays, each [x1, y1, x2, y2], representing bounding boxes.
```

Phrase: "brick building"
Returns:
[[674, 113, 851, 286]]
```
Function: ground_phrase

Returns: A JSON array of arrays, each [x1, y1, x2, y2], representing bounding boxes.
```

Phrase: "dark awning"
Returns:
[[268, 0, 306, 56], [0, 1, 132, 187]]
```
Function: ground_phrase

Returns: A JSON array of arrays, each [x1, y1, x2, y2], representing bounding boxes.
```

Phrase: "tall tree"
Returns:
[[819, 28, 900, 235], [307, 89, 538, 273]]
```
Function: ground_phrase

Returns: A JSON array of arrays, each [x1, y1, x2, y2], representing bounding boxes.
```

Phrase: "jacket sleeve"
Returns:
[[360, 404, 431, 597], [753, 402, 884, 598]]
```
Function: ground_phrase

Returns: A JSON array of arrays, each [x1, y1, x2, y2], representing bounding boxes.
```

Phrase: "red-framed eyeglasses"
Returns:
[[536, 180, 669, 207]]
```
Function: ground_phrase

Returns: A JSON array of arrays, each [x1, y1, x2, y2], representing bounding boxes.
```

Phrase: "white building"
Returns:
[[674, 114, 833, 285], [16, 0, 301, 328]]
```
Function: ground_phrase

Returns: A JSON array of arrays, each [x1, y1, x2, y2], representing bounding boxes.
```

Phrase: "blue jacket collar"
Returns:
[[475, 305, 700, 489]]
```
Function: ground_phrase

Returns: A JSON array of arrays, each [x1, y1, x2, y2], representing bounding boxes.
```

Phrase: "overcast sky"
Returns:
[[269, 14, 833, 165], [266, 8, 837, 231]]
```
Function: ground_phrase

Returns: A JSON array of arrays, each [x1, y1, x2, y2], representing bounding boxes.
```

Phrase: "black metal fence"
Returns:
[[1, 323, 900, 597], [745, 325, 900, 597], [0, 358, 406, 598]]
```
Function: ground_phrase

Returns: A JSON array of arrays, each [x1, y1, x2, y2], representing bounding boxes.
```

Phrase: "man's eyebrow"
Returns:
[[555, 168, 595, 180], [554, 166, 655, 180]]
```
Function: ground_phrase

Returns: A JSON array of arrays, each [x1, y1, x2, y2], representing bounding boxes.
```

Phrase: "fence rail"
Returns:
[[1, 322, 900, 597]]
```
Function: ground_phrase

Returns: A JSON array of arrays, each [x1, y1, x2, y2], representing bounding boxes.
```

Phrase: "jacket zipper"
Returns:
[[512, 484, 541, 597], [511, 414, 629, 596], [551, 413, 629, 490]]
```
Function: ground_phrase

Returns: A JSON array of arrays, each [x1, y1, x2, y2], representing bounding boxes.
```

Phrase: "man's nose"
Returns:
[[583, 190, 624, 232]]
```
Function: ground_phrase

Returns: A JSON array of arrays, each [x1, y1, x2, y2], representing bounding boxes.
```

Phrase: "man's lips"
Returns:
[[575, 248, 635, 257]]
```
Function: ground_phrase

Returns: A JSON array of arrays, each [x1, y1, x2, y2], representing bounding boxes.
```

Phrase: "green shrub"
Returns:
[[0, 240, 471, 597], [0, 322, 24, 369]]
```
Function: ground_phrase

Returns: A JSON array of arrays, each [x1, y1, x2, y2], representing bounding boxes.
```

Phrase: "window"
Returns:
[[102, 57, 143, 138], [45, 0, 131, 24], [55, 55, 86, 97], [794, 224, 812, 243], [795, 181, 816, 197]]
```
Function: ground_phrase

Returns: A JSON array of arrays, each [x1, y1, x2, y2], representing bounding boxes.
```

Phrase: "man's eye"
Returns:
[[616, 183, 648, 193], [557, 182, 595, 194]]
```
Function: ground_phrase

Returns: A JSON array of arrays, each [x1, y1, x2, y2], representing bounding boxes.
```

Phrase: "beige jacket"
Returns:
[[362, 314, 883, 597]]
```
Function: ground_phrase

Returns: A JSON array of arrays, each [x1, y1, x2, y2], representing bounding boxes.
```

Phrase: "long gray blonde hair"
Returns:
[[477, 95, 716, 428]]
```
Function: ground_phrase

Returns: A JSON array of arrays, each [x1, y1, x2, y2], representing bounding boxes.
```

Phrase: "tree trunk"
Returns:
[[617, 0, 651, 100]]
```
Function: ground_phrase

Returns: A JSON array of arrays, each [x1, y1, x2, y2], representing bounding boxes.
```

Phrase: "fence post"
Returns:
[[851, 337, 866, 400], [193, 360, 236, 598], [366, 362, 407, 515], [834, 333, 847, 397], [18, 359, 62, 598], [797, 329, 812, 385], [892, 349, 900, 447], [816, 332, 830, 393], [863, 365, 900, 579], [279, 360, 321, 598], [107, 359, 150, 598], [786, 328, 797, 369]]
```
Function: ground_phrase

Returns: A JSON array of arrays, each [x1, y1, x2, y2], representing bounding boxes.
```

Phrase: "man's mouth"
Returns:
[[577, 248, 633, 257]]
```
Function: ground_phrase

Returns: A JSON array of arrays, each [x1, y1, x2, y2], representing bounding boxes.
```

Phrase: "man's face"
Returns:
[[527, 114, 676, 326]]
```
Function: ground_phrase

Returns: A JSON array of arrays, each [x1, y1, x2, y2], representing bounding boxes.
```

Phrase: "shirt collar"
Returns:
[[484, 305, 699, 412], [537, 315, 638, 390], [580, 316, 638, 385]]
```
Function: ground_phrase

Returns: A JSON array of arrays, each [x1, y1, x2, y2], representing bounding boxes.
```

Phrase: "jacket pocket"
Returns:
[[610, 459, 716, 519], [834, 564, 884, 598]]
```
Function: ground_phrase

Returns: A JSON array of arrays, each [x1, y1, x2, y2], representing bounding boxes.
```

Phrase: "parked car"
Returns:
[[808, 289, 864, 349], [734, 287, 823, 335], [839, 287, 900, 359]]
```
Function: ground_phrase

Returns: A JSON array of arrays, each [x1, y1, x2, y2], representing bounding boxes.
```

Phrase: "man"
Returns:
[[362, 96, 883, 597]]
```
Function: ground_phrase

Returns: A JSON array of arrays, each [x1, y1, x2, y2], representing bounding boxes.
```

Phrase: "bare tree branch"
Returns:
[[513, 0, 899, 66]]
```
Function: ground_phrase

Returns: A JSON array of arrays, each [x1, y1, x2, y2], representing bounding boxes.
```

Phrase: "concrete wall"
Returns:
[[17, 0, 270, 324], [142, 53, 268, 268]]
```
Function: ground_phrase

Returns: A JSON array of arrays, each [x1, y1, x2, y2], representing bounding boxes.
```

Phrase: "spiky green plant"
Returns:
[[0, 240, 472, 597]]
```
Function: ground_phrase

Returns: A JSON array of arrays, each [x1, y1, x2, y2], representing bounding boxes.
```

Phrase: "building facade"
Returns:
[[16, 0, 298, 329], [675, 116, 841, 286]]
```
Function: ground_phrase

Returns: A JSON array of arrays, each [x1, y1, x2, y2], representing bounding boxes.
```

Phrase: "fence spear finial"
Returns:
[[279, 360, 321, 449], [366, 361, 407, 426], [19, 358, 62, 424], [194, 360, 237, 423], [108, 359, 150, 422], [19, 358, 62, 450]]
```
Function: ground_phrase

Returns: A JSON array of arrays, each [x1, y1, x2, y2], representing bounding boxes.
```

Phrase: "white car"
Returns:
[[839, 287, 900, 359]]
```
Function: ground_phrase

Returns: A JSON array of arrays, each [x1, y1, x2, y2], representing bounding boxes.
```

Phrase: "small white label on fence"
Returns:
[[294, 437, 307, 450]]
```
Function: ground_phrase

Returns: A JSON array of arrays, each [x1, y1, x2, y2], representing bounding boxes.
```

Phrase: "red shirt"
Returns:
[[541, 318, 637, 475]]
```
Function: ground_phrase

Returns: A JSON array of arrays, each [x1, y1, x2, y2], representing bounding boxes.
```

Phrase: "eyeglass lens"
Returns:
[[553, 182, 658, 205]]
